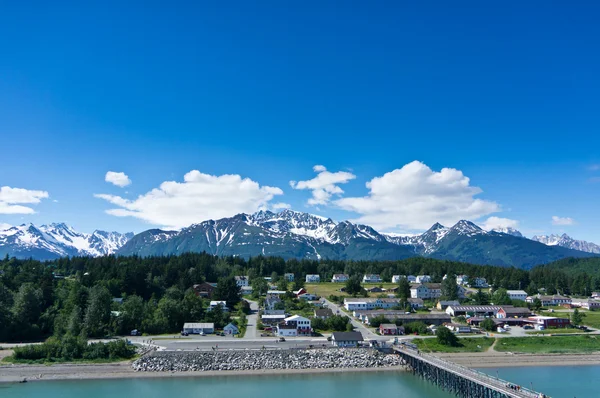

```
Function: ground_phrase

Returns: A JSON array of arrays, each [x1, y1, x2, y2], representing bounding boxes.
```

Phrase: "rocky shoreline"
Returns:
[[132, 348, 402, 372]]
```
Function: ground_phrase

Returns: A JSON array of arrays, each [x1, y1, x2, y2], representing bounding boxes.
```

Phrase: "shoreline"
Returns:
[[0, 363, 405, 384], [3, 352, 600, 384]]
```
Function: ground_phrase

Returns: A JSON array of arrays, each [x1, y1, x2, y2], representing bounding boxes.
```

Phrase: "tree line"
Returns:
[[1, 253, 598, 342]]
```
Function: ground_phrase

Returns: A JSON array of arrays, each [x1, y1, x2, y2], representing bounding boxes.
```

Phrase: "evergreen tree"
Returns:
[[83, 285, 112, 338], [213, 276, 241, 307], [345, 276, 363, 295], [436, 326, 459, 346], [396, 278, 411, 301], [572, 308, 585, 326], [473, 289, 490, 305], [491, 288, 512, 305], [441, 274, 459, 300]]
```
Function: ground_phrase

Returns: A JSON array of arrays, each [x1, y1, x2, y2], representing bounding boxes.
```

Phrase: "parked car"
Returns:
[[279, 337, 286, 342], [181, 331, 189, 336], [130, 329, 142, 336]]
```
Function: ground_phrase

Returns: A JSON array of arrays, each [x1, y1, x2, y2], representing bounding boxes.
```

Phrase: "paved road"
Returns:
[[321, 298, 387, 341], [243, 299, 259, 339]]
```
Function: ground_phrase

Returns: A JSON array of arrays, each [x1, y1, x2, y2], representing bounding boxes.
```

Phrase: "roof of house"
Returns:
[[224, 323, 239, 330], [447, 305, 502, 312], [235, 276, 248, 280], [438, 300, 461, 306], [267, 290, 287, 294], [408, 298, 425, 304], [183, 322, 214, 329], [210, 301, 226, 306], [315, 308, 334, 317], [261, 314, 286, 319], [333, 274, 349, 278], [344, 297, 401, 303], [285, 315, 310, 322], [379, 323, 398, 329], [332, 331, 364, 342], [506, 290, 528, 295], [500, 306, 531, 315]]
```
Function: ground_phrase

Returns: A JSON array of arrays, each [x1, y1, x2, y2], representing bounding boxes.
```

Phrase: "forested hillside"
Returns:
[[1, 253, 599, 343]]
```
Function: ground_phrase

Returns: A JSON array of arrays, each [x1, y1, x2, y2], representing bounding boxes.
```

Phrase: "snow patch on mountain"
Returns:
[[491, 226, 524, 238], [532, 234, 600, 254]]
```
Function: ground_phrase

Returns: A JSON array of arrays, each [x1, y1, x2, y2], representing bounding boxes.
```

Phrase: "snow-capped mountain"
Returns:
[[491, 226, 524, 238], [0, 223, 133, 260], [117, 211, 597, 269], [3, 211, 597, 268], [532, 234, 600, 254]]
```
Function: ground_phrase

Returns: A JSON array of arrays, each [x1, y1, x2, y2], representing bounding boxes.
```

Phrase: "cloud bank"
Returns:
[[552, 216, 575, 226], [95, 170, 283, 229], [334, 161, 500, 230], [290, 165, 356, 205], [0, 186, 49, 214]]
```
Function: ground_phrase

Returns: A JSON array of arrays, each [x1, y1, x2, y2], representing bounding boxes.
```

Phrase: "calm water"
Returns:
[[0, 366, 597, 398]]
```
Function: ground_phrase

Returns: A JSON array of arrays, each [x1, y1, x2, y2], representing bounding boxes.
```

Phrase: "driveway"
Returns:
[[243, 299, 259, 339], [321, 298, 386, 341]]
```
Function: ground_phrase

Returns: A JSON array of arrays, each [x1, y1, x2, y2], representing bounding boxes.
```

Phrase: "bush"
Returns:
[[481, 318, 496, 332], [436, 327, 459, 347], [404, 321, 428, 335], [368, 315, 390, 328], [13, 337, 135, 362]]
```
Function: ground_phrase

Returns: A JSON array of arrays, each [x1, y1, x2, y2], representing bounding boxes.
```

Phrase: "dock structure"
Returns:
[[394, 343, 548, 398]]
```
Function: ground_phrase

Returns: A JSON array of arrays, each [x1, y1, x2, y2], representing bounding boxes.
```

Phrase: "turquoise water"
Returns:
[[479, 366, 600, 397], [1, 366, 597, 397]]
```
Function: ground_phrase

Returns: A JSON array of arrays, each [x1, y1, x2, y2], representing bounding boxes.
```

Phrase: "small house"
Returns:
[[415, 275, 431, 284], [193, 282, 217, 298], [314, 308, 334, 320], [183, 322, 214, 335], [305, 274, 321, 283], [331, 331, 364, 347], [209, 301, 228, 311], [284, 273, 295, 282], [436, 300, 460, 311], [235, 276, 250, 287], [506, 290, 528, 302], [332, 274, 349, 283], [391, 275, 405, 283], [379, 323, 402, 335], [223, 323, 239, 335], [362, 274, 382, 283]]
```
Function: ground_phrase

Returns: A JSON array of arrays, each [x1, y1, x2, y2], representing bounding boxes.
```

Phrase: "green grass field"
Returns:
[[413, 337, 494, 353], [305, 282, 399, 298], [494, 335, 600, 354]]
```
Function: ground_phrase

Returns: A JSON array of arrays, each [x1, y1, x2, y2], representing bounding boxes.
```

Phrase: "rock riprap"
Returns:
[[132, 348, 401, 372]]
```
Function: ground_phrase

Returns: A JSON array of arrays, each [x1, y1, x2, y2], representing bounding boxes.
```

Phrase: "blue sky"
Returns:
[[0, 1, 599, 242]]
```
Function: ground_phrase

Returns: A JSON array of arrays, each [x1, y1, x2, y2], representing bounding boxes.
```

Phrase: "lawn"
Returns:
[[526, 328, 588, 335], [305, 282, 400, 299], [494, 335, 600, 354], [413, 337, 494, 353]]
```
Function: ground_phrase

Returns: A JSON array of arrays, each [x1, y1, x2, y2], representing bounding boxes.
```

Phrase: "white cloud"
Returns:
[[290, 166, 356, 205], [105, 171, 132, 187], [0, 186, 49, 214], [552, 216, 575, 226], [481, 217, 520, 231], [95, 170, 283, 229], [271, 202, 292, 210], [334, 161, 500, 230]]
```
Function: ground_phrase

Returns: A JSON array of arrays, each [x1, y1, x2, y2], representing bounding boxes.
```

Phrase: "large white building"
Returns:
[[277, 315, 312, 337], [410, 283, 442, 300], [506, 290, 528, 301], [392, 275, 404, 283], [344, 297, 401, 311], [362, 274, 382, 283], [305, 274, 321, 283]]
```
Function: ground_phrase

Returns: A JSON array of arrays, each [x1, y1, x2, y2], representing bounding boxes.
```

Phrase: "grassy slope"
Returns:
[[494, 336, 600, 354], [413, 337, 494, 353]]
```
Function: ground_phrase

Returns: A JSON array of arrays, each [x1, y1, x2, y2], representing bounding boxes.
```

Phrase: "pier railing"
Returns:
[[395, 343, 548, 398]]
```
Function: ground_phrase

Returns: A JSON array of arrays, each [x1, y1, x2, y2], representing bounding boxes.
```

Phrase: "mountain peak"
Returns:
[[491, 226, 524, 238], [451, 220, 484, 235]]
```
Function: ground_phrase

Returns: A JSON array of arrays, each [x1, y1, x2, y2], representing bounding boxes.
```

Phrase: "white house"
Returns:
[[223, 323, 239, 335], [407, 275, 417, 283], [332, 274, 349, 283], [570, 298, 600, 310], [305, 274, 320, 283], [456, 275, 469, 285], [267, 290, 287, 297], [471, 277, 489, 288], [526, 294, 572, 307], [415, 275, 431, 284], [241, 286, 253, 295], [362, 274, 382, 283], [592, 292, 600, 299], [392, 275, 405, 283], [410, 283, 442, 300], [344, 297, 401, 311], [182, 322, 214, 334], [284, 273, 295, 282], [506, 290, 528, 301], [209, 301, 228, 311], [331, 331, 364, 347], [298, 293, 318, 301], [276, 315, 312, 337], [235, 276, 249, 287]]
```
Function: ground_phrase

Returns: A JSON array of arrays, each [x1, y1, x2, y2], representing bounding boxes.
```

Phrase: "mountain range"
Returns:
[[0, 223, 133, 261], [1, 210, 598, 268]]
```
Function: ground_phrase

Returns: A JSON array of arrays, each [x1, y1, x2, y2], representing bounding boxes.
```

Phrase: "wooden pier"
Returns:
[[394, 343, 549, 398]]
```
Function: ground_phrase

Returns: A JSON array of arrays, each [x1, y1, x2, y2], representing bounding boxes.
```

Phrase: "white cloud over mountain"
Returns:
[[105, 171, 131, 187], [95, 170, 283, 229], [481, 216, 520, 231], [290, 165, 355, 205], [334, 161, 500, 230], [552, 216, 575, 226], [0, 186, 50, 214]]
